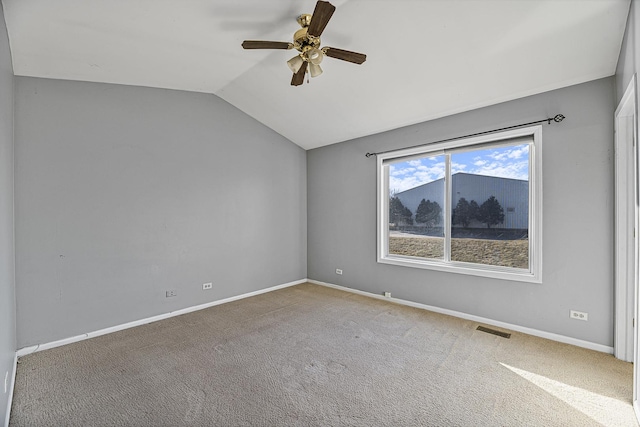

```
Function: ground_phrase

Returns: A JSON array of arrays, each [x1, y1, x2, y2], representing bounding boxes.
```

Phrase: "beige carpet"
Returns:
[[10, 283, 637, 426]]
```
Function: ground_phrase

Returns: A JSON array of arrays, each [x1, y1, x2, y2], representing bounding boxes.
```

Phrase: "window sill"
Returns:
[[378, 255, 541, 284]]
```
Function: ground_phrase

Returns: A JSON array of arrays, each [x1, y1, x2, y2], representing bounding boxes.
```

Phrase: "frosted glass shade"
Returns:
[[309, 63, 323, 78], [287, 55, 304, 73], [307, 48, 324, 65]]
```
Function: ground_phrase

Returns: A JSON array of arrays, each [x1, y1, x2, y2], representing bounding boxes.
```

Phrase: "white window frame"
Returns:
[[377, 125, 542, 283]]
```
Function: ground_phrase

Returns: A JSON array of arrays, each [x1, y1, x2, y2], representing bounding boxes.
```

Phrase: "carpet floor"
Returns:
[[9, 283, 637, 426]]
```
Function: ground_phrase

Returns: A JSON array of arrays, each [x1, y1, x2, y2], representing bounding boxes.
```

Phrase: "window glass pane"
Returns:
[[450, 144, 529, 269], [388, 154, 445, 260]]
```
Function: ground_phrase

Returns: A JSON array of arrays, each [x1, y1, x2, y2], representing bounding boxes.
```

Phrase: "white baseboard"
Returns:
[[309, 279, 614, 355], [15, 277, 614, 358], [4, 353, 17, 427], [16, 279, 306, 357]]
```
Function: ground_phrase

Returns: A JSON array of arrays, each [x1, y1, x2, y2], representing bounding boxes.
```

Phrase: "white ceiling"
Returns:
[[1, 0, 631, 150]]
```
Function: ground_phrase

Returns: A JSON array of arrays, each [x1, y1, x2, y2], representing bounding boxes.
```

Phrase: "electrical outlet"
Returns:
[[202, 282, 213, 290], [166, 290, 177, 298], [336, 268, 343, 275], [384, 292, 391, 298], [570, 310, 588, 321]]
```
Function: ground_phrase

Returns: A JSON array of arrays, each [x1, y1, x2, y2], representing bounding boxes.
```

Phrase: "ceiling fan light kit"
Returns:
[[241, 1, 366, 86], [287, 55, 304, 73], [309, 62, 323, 78]]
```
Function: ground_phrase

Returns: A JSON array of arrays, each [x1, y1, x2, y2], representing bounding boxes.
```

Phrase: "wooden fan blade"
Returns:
[[307, 1, 336, 37], [324, 47, 367, 64], [291, 61, 308, 86], [242, 40, 292, 50]]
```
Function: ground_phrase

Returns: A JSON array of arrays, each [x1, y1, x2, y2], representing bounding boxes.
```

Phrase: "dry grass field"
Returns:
[[389, 235, 528, 269]]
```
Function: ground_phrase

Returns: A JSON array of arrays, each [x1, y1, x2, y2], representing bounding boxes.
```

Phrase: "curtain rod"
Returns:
[[364, 114, 565, 158]]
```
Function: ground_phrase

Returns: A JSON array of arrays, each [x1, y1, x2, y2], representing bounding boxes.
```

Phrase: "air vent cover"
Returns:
[[476, 325, 511, 339]]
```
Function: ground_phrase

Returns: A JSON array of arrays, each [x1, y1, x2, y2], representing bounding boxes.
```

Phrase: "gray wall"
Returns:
[[0, 4, 15, 425], [15, 78, 307, 348], [308, 77, 615, 347], [616, 0, 638, 105]]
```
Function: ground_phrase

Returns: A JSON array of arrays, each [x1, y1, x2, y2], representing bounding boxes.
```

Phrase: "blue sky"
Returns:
[[390, 144, 529, 193]]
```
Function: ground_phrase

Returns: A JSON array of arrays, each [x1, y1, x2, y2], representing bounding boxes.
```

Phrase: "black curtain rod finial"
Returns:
[[547, 114, 565, 124]]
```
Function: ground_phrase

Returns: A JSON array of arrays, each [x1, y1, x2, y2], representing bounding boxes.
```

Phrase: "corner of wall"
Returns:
[[3, 353, 16, 427]]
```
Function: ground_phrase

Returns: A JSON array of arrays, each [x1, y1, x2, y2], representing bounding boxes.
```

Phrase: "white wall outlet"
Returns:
[[384, 292, 391, 298], [570, 310, 588, 321], [202, 283, 213, 290], [336, 268, 343, 275], [166, 290, 177, 298]]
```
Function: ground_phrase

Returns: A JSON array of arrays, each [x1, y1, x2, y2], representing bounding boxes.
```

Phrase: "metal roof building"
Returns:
[[395, 173, 529, 229]]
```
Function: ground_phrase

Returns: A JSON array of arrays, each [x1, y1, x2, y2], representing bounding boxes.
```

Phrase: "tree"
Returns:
[[389, 196, 413, 226], [469, 200, 480, 223], [452, 197, 474, 228], [415, 199, 442, 229], [477, 196, 505, 229], [402, 206, 414, 226]]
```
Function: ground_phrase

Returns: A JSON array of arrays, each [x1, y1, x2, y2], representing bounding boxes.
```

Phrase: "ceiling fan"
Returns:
[[241, 1, 366, 86]]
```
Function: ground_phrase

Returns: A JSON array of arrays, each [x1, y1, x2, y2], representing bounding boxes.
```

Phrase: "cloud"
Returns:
[[388, 144, 530, 192], [469, 160, 529, 180], [466, 144, 529, 180], [389, 166, 416, 177], [451, 162, 467, 174], [390, 144, 530, 192], [449, 144, 529, 180], [389, 159, 445, 193], [489, 152, 508, 161], [487, 145, 529, 161], [506, 145, 529, 159]]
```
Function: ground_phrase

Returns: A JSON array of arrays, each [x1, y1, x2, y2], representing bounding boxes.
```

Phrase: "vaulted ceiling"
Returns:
[[1, 0, 631, 149]]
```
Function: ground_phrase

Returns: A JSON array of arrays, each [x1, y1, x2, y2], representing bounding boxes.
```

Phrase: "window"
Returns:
[[377, 126, 542, 283]]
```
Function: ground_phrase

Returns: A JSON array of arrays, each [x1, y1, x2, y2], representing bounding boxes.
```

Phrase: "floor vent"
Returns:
[[476, 326, 511, 339]]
